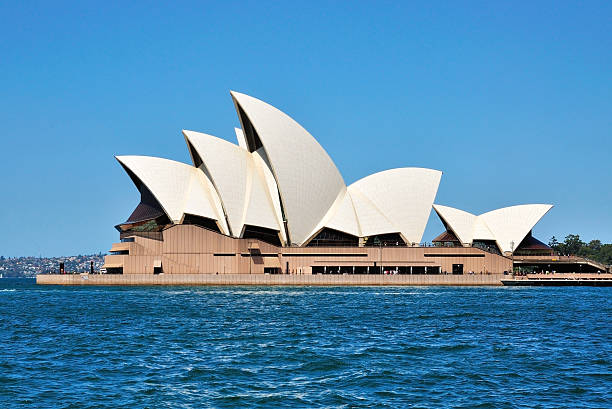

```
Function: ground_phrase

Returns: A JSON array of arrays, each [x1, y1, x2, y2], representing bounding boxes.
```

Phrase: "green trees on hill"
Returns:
[[549, 234, 612, 265]]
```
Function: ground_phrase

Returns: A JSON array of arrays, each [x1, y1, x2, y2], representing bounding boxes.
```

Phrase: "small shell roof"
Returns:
[[480, 204, 553, 253], [116, 155, 228, 234], [433, 203, 553, 253]]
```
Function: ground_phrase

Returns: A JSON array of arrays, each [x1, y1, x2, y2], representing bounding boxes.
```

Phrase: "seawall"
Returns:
[[36, 273, 504, 286]]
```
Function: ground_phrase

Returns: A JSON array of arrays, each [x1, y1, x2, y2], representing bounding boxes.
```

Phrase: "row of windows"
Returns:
[[312, 266, 444, 275]]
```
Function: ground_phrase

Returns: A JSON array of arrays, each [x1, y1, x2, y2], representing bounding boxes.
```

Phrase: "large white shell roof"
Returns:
[[433, 203, 553, 253], [183, 130, 282, 238], [349, 168, 442, 244], [115, 90, 552, 248], [230, 91, 346, 246]]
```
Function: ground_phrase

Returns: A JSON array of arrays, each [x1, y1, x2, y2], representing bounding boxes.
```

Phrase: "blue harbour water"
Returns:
[[0, 279, 610, 408]]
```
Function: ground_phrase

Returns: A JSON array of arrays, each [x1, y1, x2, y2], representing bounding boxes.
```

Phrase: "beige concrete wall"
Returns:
[[37, 273, 505, 286], [105, 225, 513, 275]]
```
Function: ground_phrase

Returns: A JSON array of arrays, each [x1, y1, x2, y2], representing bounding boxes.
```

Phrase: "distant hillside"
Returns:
[[0, 254, 105, 278]]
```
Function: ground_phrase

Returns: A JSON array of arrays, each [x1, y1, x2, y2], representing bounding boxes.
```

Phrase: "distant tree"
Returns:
[[599, 244, 612, 265], [550, 234, 612, 265], [561, 234, 584, 256], [548, 236, 560, 252], [0, 256, 4, 261], [588, 240, 602, 253]]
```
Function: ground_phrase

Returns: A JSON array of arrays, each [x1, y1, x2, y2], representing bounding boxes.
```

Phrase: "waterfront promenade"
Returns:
[[37, 273, 505, 286], [36, 274, 508, 286], [38, 272, 612, 286]]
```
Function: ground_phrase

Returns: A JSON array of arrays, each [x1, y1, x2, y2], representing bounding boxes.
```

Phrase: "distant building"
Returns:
[[104, 92, 553, 275]]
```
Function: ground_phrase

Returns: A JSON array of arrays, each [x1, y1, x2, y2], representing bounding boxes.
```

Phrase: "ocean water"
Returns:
[[0, 279, 610, 408]]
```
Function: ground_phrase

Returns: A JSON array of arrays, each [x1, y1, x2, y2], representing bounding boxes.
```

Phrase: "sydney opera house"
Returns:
[[103, 91, 553, 276]]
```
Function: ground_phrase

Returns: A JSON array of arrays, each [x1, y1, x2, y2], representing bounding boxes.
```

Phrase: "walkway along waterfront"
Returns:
[[37, 272, 612, 286], [37, 273, 506, 286]]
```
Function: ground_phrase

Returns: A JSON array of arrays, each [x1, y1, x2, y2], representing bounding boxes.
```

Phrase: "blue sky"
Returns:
[[0, 1, 610, 256]]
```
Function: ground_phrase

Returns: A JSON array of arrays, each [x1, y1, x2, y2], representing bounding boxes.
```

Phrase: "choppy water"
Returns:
[[0, 278, 610, 408]]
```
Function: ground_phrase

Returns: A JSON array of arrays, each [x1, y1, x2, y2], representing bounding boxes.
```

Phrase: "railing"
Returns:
[[564, 256, 608, 270], [472, 243, 502, 256], [517, 254, 608, 268], [288, 242, 506, 256]]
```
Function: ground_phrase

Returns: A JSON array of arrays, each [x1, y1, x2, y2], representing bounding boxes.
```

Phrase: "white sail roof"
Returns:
[[303, 188, 361, 242], [348, 188, 397, 237], [433, 203, 553, 253], [349, 168, 442, 244], [230, 91, 346, 245], [116, 155, 228, 234], [183, 130, 282, 237], [324, 189, 361, 237], [184, 170, 227, 233], [234, 128, 247, 150], [480, 204, 553, 253], [251, 148, 287, 244], [472, 217, 496, 241], [432, 204, 477, 244]]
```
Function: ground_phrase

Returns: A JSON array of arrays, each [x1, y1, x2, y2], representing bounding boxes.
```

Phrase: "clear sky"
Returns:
[[0, 1, 610, 257]]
